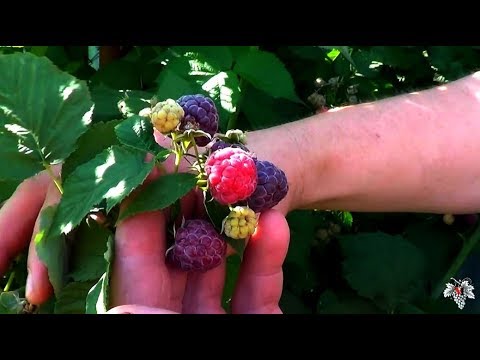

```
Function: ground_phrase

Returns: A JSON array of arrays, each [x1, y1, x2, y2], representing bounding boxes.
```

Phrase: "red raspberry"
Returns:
[[166, 219, 226, 272], [205, 148, 257, 205]]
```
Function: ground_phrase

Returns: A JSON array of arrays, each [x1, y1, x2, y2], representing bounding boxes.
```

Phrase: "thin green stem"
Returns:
[[192, 138, 205, 174], [170, 133, 182, 174], [3, 271, 15, 292], [432, 224, 480, 299], [44, 163, 63, 195]]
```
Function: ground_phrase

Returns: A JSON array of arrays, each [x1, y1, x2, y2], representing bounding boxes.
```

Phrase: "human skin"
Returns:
[[1, 71, 480, 311], [247, 71, 480, 215]]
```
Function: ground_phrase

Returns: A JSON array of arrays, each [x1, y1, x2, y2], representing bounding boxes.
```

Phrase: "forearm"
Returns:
[[247, 72, 480, 214]]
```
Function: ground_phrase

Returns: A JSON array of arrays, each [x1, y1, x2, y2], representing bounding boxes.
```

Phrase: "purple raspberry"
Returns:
[[209, 139, 250, 153], [166, 219, 226, 272], [246, 160, 289, 213], [177, 94, 219, 147]]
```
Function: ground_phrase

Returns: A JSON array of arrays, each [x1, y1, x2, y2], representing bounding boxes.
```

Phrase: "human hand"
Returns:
[[0, 166, 62, 305], [107, 203, 289, 314], [0, 126, 292, 313], [107, 131, 291, 314]]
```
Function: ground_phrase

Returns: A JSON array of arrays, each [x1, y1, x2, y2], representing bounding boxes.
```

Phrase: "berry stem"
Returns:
[[3, 270, 15, 292], [44, 163, 64, 195], [432, 223, 480, 299], [170, 132, 182, 174], [191, 137, 205, 175]]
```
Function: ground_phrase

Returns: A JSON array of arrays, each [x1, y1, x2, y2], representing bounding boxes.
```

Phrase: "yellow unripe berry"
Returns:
[[150, 99, 184, 134], [223, 206, 258, 240]]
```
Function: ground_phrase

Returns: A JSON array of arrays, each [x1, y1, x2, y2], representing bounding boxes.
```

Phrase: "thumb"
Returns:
[[107, 304, 178, 314]]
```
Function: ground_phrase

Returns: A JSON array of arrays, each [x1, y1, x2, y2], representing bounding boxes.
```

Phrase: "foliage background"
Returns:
[[1, 45, 479, 314]]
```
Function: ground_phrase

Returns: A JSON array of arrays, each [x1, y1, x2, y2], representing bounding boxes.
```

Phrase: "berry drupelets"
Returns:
[[205, 147, 257, 206], [166, 219, 226, 272], [177, 94, 219, 147], [150, 99, 184, 134], [245, 160, 289, 213], [223, 206, 258, 240]]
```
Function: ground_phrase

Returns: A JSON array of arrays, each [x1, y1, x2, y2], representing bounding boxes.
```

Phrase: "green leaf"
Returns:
[[319, 46, 355, 67], [369, 46, 425, 71], [172, 46, 233, 70], [0, 52, 94, 168], [333, 55, 352, 77], [242, 84, 310, 130], [118, 92, 152, 118], [224, 235, 247, 260], [285, 210, 315, 269], [330, 210, 353, 230], [51, 145, 154, 236], [156, 69, 196, 101], [404, 219, 463, 292], [279, 290, 312, 314], [222, 254, 241, 312], [233, 49, 302, 103], [287, 46, 329, 61], [0, 179, 20, 203], [351, 49, 381, 78], [30, 46, 49, 57], [204, 191, 230, 231], [201, 71, 241, 132], [54, 281, 96, 314], [0, 132, 45, 181], [229, 46, 251, 61], [0, 291, 23, 314], [34, 205, 67, 297], [0, 290, 23, 314], [86, 236, 114, 314], [339, 232, 426, 311], [62, 120, 122, 181], [85, 274, 105, 314], [44, 46, 69, 68], [117, 173, 197, 223], [68, 218, 112, 282], [90, 84, 123, 123], [282, 210, 318, 295], [114, 115, 165, 154], [90, 60, 141, 90], [202, 191, 247, 258]]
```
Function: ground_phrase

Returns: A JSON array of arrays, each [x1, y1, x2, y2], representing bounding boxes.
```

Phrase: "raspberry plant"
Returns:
[[1, 45, 480, 314]]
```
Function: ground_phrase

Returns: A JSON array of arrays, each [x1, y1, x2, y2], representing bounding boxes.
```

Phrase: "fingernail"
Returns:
[[26, 273, 33, 297]]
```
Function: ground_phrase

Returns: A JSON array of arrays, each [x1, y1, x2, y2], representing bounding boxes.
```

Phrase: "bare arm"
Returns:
[[247, 72, 480, 214]]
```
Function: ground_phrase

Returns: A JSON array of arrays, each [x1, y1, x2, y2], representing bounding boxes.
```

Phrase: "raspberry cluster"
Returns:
[[147, 94, 289, 273]]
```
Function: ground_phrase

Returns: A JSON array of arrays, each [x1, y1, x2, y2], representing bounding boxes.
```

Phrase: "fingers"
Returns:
[[0, 171, 52, 275], [231, 210, 290, 314], [110, 206, 185, 310], [26, 181, 62, 305], [181, 261, 227, 314], [107, 304, 178, 314]]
